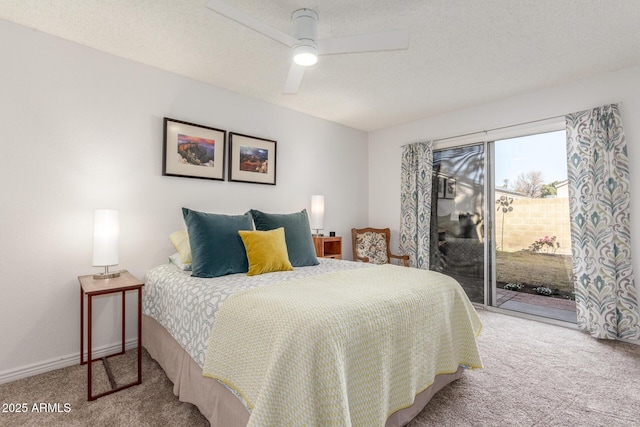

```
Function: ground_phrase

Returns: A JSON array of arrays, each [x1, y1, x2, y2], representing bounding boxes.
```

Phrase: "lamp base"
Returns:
[[93, 271, 121, 280], [93, 266, 122, 280]]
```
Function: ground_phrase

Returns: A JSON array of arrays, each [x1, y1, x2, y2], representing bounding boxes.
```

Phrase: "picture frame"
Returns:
[[163, 117, 226, 181], [228, 132, 277, 185], [445, 178, 456, 199]]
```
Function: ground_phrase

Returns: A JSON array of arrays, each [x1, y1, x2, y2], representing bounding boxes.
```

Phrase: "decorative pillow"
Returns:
[[169, 230, 192, 264], [182, 208, 253, 278], [168, 252, 192, 271], [250, 209, 319, 267], [238, 228, 294, 276]]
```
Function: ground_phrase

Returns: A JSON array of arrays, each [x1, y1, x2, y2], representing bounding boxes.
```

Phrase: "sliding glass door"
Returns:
[[431, 144, 485, 304], [431, 130, 576, 323]]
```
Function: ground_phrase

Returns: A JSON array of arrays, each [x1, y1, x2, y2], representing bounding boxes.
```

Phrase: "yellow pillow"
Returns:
[[169, 230, 192, 264], [238, 227, 294, 276]]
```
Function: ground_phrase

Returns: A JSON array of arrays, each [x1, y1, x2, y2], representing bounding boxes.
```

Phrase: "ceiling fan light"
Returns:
[[293, 44, 318, 66]]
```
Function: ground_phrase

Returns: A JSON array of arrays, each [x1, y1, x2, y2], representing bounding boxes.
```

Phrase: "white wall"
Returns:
[[368, 64, 640, 285], [0, 19, 368, 381]]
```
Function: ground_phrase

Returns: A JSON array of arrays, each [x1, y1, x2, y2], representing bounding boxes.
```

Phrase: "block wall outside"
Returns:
[[495, 198, 572, 255]]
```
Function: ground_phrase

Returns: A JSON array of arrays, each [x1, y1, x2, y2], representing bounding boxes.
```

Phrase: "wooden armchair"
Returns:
[[351, 227, 410, 267]]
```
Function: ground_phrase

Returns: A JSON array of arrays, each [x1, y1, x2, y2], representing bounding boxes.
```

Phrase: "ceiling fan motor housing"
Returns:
[[292, 9, 318, 49]]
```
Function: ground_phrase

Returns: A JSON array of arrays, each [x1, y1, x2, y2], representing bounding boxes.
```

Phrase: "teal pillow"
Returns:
[[250, 209, 319, 267], [182, 208, 253, 278]]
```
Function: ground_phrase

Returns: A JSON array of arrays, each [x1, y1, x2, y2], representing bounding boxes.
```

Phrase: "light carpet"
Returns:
[[1, 309, 638, 426]]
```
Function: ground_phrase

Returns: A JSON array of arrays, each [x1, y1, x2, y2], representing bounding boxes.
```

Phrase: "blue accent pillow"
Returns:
[[250, 209, 319, 267], [182, 208, 253, 278]]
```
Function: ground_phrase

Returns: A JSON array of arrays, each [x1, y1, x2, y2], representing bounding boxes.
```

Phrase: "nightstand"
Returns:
[[79, 270, 144, 401], [313, 236, 342, 259]]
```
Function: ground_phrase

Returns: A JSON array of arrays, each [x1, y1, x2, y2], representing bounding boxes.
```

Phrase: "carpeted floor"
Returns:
[[1, 309, 639, 426]]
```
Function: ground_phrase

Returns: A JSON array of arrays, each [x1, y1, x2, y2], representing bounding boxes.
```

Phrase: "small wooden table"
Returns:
[[79, 270, 144, 401], [313, 236, 342, 259]]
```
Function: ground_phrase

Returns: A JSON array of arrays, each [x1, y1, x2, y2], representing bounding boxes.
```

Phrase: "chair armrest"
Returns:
[[354, 255, 369, 263], [390, 253, 410, 267]]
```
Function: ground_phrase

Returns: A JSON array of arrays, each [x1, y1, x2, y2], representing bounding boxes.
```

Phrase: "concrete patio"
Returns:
[[496, 288, 577, 323]]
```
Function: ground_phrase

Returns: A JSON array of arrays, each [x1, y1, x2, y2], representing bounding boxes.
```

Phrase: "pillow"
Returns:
[[238, 228, 294, 276], [169, 230, 192, 264], [250, 209, 319, 267], [168, 252, 192, 271], [182, 208, 253, 278]]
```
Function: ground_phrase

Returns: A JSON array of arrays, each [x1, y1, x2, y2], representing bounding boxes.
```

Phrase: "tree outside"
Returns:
[[514, 170, 544, 198]]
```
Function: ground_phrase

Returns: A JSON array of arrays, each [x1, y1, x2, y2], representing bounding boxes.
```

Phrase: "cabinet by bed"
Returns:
[[313, 235, 342, 259]]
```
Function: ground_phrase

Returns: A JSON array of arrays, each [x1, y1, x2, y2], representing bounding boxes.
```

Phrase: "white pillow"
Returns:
[[169, 252, 192, 271]]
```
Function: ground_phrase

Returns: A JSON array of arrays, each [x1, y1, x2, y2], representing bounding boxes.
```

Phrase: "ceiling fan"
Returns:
[[206, 0, 410, 94]]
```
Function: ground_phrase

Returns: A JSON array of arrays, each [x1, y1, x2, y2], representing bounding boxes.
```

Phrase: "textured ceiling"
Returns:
[[1, 0, 639, 131]]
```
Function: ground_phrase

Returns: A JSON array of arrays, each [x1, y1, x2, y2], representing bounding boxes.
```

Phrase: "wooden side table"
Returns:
[[79, 270, 144, 401], [313, 236, 342, 259]]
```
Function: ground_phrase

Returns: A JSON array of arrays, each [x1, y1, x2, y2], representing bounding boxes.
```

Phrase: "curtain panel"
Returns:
[[399, 141, 433, 269], [565, 104, 640, 340]]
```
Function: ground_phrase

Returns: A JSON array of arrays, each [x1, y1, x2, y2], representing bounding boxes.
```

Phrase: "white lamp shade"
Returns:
[[92, 209, 119, 267], [310, 195, 324, 230]]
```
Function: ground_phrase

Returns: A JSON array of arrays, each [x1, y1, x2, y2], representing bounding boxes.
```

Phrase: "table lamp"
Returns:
[[92, 209, 121, 279], [310, 195, 324, 236]]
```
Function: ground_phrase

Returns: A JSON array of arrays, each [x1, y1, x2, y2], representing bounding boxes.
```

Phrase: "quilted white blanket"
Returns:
[[202, 264, 482, 427]]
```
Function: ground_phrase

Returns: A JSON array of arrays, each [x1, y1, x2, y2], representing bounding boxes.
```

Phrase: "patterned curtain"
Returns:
[[565, 104, 640, 340], [399, 141, 433, 269]]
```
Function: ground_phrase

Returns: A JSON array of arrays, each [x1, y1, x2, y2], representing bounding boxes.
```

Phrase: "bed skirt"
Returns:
[[142, 314, 464, 427]]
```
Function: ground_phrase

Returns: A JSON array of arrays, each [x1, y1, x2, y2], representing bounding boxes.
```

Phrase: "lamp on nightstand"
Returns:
[[92, 209, 121, 279], [310, 195, 324, 236]]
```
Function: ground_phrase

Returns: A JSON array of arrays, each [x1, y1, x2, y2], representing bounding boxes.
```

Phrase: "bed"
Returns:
[[142, 208, 483, 426]]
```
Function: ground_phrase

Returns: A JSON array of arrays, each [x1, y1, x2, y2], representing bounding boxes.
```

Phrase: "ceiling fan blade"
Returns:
[[206, 0, 299, 47], [283, 63, 306, 94], [317, 30, 409, 55]]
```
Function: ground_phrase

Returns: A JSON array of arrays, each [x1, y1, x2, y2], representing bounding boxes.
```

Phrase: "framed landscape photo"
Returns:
[[163, 118, 226, 181], [228, 132, 277, 185]]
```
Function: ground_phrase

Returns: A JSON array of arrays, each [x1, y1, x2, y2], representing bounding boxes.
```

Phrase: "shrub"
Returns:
[[534, 286, 554, 296], [504, 283, 523, 291], [528, 235, 560, 254]]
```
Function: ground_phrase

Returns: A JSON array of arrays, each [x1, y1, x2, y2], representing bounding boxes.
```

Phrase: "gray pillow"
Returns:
[[250, 209, 319, 267], [182, 208, 253, 278]]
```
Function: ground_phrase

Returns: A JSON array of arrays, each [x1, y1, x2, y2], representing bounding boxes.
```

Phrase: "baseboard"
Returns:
[[0, 338, 139, 385]]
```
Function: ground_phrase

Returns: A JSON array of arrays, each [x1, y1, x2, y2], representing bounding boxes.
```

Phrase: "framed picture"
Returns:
[[163, 118, 226, 181], [437, 176, 446, 198], [445, 178, 456, 199], [228, 132, 277, 185]]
